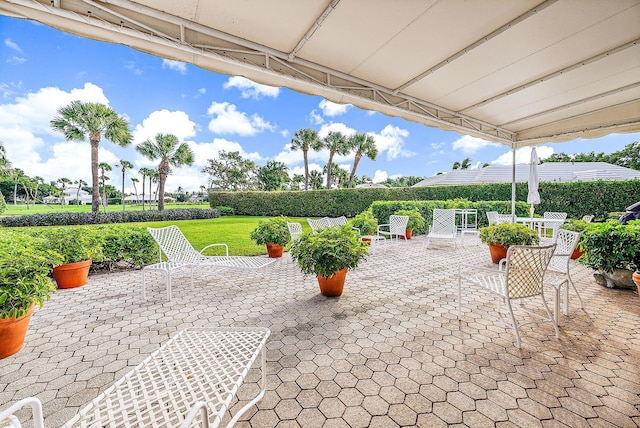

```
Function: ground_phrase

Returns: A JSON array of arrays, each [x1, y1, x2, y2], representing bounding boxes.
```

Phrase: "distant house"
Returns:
[[413, 162, 640, 187], [124, 195, 159, 204], [355, 183, 387, 189], [42, 187, 92, 205]]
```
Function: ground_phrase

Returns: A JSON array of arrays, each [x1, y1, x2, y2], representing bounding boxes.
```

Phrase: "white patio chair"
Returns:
[[495, 214, 513, 224], [425, 208, 457, 248], [307, 217, 331, 232], [539, 211, 567, 238], [377, 215, 409, 242], [287, 221, 303, 242], [545, 229, 582, 324], [147, 225, 275, 292], [581, 215, 594, 223], [458, 244, 558, 349], [486, 211, 499, 225]]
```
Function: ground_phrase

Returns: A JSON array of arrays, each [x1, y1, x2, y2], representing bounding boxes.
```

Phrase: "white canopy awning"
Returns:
[[2, 0, 639, 147]]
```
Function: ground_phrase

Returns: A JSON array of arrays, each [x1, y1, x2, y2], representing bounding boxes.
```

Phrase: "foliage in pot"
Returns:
[[249, 216, 291, 246], [578, 220, 640, 275], [349, 209, 378, 236], [290, 225, 369, 279], [28, 226, 104, 266], [394, 208, 426, 233], [478, 222, 540, 247]]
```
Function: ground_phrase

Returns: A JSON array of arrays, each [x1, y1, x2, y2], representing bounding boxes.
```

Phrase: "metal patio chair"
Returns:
[[545, 229, 582, 324], [377, 214, 409, 243], [425, 208, 457, 248]]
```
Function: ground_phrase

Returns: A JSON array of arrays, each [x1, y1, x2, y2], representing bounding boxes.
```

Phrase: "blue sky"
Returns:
[[1, 15, 639, 193]]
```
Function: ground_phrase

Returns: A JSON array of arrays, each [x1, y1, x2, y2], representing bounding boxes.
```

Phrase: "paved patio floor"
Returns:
[[1, 236, 639, 427]]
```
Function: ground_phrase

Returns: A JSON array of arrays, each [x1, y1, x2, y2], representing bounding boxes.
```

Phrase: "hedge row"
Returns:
[[0, 208, 220, 227], [209, 180, 640, 219], [370, 200, 531, 234]]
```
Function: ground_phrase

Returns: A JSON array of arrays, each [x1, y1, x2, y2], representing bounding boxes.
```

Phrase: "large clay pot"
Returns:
[[0, 304, 34, 359], [404, 229, 413, 240], [266, 243, 284, 258], [571, 248, 585, 260], [317, 268, 347, 297], [593, 268, 636, 289], [52, 259, 92, 289], [488, 243, 508, 264], [633, 271, 640, 297]]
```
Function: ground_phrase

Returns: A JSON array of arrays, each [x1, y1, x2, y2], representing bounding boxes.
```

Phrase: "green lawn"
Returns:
[[1, 202, 210, 216]]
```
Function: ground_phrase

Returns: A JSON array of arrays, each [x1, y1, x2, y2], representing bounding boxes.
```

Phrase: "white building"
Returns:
[[42, 187, 93, 205]]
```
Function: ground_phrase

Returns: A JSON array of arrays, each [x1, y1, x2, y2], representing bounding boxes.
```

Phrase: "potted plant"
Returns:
[[349, 209, 378, 239], [578, 220, 640, 292], [31, 226, 104, 289], [290, 225, 369, 296], [394, 208, 425, 239], [249, 216, 290, 258], [560, 219, 591, 259], [479, 222, 540, 264], [0, 232, 64, 358]]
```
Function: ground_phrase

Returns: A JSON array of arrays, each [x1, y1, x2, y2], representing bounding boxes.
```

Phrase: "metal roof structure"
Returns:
[[1, 0, 639, 149], [413, 162, 640, 187]]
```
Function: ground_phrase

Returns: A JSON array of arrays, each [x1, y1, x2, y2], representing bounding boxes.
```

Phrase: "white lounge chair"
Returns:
[[425, 208, 457, 248], [458, 244, 558, 348], [377, 215, 409, 242], [146, 225, 275, 296]]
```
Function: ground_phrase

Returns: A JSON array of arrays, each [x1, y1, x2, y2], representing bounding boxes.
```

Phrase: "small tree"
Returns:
[[98, 162, 111, 211], [117, 159, 133, 211]]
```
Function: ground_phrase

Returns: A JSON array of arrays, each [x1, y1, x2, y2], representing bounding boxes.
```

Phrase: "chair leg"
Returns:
[[540, 292, 559, 339], [166, 270, 172, 301], [504, 298, 522, 349], [568, 271, 583, 310]]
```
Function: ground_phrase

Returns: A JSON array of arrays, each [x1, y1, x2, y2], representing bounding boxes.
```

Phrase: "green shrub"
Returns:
[[478, 223, 540, 247], [215, 206, 235, 216], [349, 209, 378, 236], [92, 225, 158, 271], [28, 226, 104, 265], [0, 191, 6, 215], [0, 232, 64, 318], [249, 216, 290, 246], [394, 208, 425, 232], [290, 225, 368, 278], [578, 220, 640, 273]]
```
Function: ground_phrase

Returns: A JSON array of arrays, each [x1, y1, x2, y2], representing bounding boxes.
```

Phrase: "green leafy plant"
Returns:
[[92, 225, 157, 271], [349, 209, 378, 236], [479, 223, 539, 247], [28, 226, 104, 265], [578, 220, 640, 273], [249, 216, 291, 246], [0, 232, 64, 319], [394, 208, 425, 232], [290, 225, 369, 278], [561, 219, 590, 234]]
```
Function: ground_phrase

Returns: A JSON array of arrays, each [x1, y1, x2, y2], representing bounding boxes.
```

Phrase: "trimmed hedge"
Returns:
[[209, 180, 640, 219], [0, 208, 220, 227], [370, 199, 530, 234]]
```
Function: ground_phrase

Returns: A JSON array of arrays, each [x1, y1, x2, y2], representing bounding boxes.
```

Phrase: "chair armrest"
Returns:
[[377, 224, 390, 233], [0, 397, 45, 428], [200, 243, 229, 256], [351, 226, 360, 234], [458, 263, 505, 277]]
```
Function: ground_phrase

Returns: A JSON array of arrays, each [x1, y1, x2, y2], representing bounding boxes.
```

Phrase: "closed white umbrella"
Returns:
[[527, 147, 540, 218]]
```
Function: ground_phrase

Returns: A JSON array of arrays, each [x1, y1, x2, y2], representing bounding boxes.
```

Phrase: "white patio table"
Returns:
[[516, 217, 565, 242]]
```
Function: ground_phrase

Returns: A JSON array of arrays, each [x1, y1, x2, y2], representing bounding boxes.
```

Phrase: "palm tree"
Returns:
[[8, 168, 22, 205], [137, 133, 194, 211], [0, 140, 10, 174], [138, 167, 154, 210], [347, 133, 377, 188], [308, 170, 323, 190], [98, 162, 111, 211], [50, 101, 132, 212], [290, 128, 322, 191], [131, 177, 140, 205], [57, 177, 72, 207], [322, 131, 350, 189], [291, 174, 304, 190], [74, 179, 87, 205], [116, 159, 133, 211], [150, 169, 160, 209]]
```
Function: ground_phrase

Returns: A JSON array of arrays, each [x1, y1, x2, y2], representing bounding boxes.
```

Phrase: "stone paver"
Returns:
[[0, 236, 639, 427]]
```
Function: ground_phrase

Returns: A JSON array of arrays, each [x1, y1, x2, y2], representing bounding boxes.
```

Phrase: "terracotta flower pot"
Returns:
[[489, 243, 508, 264], [266, 243, 284, 258], [317, 268, 347, 297], [633, 271, 640, 298], [52, 259, 92, 289], [0, 304, 34, 359], [404, 229, 413, 240], [571, 248, 585, 260]]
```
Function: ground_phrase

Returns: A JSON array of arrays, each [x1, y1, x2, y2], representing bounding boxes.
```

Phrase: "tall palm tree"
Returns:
[[290, 128, 322, 191], [98, 162, 111, 211], [347, 133, 378, 188], [57, 177, 72, 208], [322, 131, 349, 189], [50, 101, 132, 212], [308, 170, 323, 190], [116, 159, 133, 211], [131, 177, 140, 205], [74, 178, 87, 205], [136, 134, 194, 211], [138, 167, 154, 210]]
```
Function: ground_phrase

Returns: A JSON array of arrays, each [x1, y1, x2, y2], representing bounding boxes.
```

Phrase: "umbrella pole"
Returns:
[[530, 204, 534, 218]]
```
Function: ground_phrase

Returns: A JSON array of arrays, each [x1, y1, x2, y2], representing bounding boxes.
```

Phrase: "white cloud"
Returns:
[[7, 56, 26, 65], [4, 38, 22, 53], [124, 61, 142, 75], [491, 145, 555, 165], [431, 142, 446, 150], [190, 138, 263, 168], [319, 99, 351, 117], [162, 59, 187, 74], [280, 129, 290, 138], [308, 109, 324, 125], [132, 109, 197, 144], [317, 122, 356, 139], [207, 101, 275, 136], [223, 76, 279, 99], [369, 124, 415, 160], [372, 170, 388, 183], [452, 135, 501, 154]]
